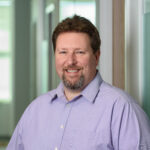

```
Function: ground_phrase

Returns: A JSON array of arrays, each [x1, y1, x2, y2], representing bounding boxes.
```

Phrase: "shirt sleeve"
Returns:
[[6, 101, 31, 150], [6, 121, 24, 150], [5, 94, 52, 150], [111, 97, 150, 150]]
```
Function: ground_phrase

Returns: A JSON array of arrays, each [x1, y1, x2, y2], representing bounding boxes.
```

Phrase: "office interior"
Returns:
[[0, 0, 150, 149]]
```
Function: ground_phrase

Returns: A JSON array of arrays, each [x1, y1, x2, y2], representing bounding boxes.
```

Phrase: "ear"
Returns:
[[94, 50, 100, 66]]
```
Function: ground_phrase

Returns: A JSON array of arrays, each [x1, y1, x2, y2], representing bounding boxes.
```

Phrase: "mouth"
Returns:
[[66, 69, 80, 73], [63, 67, 83, 75]]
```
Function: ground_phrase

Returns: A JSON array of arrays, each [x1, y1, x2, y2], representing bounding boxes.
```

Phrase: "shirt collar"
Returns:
[[81, 71, 103, 103], [49, 71, 103, 103], [48, 83, 64, 103]]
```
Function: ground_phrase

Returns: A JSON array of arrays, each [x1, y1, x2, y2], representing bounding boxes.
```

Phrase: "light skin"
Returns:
[[55, 32, 100, 100]]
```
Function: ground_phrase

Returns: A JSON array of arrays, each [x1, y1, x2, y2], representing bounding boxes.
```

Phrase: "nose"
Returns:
[[67, 52, 77, 65]]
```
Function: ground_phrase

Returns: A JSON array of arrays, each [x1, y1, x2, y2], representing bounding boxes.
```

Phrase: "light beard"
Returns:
[[62, 74, 84, 90]]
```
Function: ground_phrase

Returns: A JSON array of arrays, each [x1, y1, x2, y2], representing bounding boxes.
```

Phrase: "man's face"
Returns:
[[55, 32, 100, 91]]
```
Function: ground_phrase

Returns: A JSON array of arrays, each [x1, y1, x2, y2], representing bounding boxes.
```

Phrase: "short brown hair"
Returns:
[[52, 15, 101, 53]]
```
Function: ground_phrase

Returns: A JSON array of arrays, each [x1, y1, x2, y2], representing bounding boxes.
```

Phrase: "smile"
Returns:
[[63, 67, 83, 74], [67, 69, 79, 73]]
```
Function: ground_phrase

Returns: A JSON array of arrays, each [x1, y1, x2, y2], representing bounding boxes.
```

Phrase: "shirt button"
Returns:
[[54, 147, 58, 150], [60, 125, 64, 129]]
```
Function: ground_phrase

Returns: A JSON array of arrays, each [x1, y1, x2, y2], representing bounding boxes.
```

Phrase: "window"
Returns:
[[143, 0, 150, 117], [59, 0, 96, 25], [125, 0, 150, 117], [0, 0, 12, 103]]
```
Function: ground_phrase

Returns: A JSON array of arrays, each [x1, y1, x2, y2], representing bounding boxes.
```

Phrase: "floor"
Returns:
[[0, 140, 8, 150]]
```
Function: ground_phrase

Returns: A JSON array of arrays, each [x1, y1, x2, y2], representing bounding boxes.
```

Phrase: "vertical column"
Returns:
[[143, 7, 150, 117], [13, 0, 31, 126], [99, 0, 113, 85], [113, 0, 125, 89]]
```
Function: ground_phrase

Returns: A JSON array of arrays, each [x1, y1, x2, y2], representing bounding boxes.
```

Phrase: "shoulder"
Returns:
[[99, 81, 150, 125], [99, 81, 136, 105], [20, 89, 57, 119], [31, 89, 56, 104], [95, 81, 150, 149], [97, 81, 148, 119]]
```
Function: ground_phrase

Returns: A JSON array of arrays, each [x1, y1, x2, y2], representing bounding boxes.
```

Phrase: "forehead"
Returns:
[[56, 32, 91, 48]]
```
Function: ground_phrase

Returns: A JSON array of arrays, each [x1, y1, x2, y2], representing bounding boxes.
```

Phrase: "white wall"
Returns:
[[98, 0, 113, 85], [125, 0, 143, 104]]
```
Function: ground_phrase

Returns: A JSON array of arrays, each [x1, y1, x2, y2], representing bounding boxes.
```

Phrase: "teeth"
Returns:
[[67, 70, 78, 73]]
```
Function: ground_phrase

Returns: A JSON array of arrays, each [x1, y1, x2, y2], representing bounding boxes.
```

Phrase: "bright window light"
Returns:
[[0, 1, 11, 7], [0, 58, 11, 101], [59, 1, 96, 25], [0, 30, 9, 51], [0, 2, 12, 103]]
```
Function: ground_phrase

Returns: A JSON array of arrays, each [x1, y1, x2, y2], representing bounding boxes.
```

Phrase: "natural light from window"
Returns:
[[0, 0, 12, 103], [59, 0, 96, 25]]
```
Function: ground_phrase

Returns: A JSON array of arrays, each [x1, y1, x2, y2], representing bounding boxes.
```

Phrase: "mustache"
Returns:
[[63, 65, 83, 70]]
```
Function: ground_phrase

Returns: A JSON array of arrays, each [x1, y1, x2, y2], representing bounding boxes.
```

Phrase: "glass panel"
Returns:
[[0, 1, 11, 52], [59, 0, 96, 25], [0, 0, 12, 102], [144, 0, 150, 14], [0, 57, 11, 101], [0, 30, 9, 52], [143, 0, 150, 117]]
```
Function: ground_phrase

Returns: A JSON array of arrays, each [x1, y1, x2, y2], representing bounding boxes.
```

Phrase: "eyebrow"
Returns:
[[56, 48, 88, 52]]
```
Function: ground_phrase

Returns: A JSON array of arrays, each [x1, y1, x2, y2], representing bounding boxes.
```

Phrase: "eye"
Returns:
[[59, 50, 67, 54], [76, 50, 85, 54]]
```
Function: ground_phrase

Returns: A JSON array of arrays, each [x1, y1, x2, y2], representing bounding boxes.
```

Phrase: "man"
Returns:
[[7, 15, 150, 150]]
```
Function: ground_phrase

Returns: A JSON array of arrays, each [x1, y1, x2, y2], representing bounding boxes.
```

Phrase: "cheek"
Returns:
[[82, 57, 97, 69]]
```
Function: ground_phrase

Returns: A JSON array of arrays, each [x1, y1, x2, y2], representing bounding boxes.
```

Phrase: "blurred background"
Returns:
[[0, 0, 150, 149]]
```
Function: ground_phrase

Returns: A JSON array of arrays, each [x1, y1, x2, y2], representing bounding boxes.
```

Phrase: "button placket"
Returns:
[[56, 102, 74, 150]]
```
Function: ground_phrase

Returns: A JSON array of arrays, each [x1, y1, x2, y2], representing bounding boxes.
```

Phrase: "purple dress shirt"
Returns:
[[6, 72, 150, 150]]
